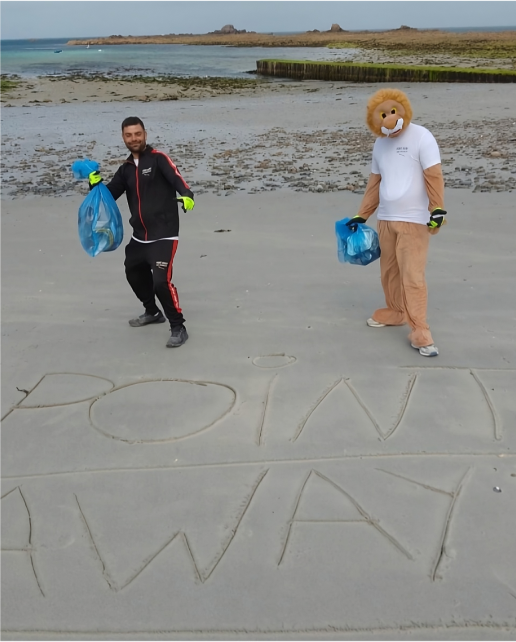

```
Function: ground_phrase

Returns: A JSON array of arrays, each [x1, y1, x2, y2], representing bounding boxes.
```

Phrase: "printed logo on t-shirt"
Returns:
[[396, 146, 409, 156]]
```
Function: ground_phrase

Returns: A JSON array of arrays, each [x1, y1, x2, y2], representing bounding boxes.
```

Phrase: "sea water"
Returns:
[[0, 38, 358, 78], [3, 27, 514, 78]]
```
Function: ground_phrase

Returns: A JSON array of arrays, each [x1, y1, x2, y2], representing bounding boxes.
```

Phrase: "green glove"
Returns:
[[345, 215, 367, 229], [427, 208, 447, 229], [177, 196, 194, 212], [88, 171, 103, 187]]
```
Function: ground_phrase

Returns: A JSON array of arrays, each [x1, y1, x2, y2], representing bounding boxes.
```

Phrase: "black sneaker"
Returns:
[[166, 326, 188, 348], [128, 311, 166, 327]]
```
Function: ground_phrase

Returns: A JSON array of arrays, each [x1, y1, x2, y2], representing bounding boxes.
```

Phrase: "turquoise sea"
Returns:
[[2, 27, 514, 79], [0, 38, 357, 78]]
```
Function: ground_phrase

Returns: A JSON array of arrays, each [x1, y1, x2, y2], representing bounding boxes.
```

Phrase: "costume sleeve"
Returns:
[[423, 163, 445, 212], [356, 173, 381, 219], [371, 144, 380, 174], [419, 131, 441, 170], [153, 151, 194, 199], [105, 165, 126, 201]]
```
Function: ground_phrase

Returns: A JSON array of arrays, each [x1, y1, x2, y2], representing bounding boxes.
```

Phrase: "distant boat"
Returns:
[[54, 49, 62, 53], [86, 44, 90, 49]]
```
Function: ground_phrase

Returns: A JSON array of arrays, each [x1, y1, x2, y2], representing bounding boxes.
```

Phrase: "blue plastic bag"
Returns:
[[71, 159, 124, 257], [335, 217, 381, 266], [71, 158, 100, 180]]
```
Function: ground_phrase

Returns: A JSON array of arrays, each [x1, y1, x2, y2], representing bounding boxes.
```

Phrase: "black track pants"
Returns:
[[124, 238, 185, 328]]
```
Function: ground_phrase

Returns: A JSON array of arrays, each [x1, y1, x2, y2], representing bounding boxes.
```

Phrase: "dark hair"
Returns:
[[121, 117, 145, 131]]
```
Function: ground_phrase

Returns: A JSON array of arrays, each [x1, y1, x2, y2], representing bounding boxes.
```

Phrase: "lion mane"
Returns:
[[366, 88, 413, 136]]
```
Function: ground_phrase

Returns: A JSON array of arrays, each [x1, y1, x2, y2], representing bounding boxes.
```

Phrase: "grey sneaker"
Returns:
[[411, 343, 439, 357], [367, 317, 386, 328], [129, 311, 166, 327], [166, 326, 188, 348]]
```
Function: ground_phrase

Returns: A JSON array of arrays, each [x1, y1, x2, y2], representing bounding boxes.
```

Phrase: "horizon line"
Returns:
[[3, 24, 516, 40]]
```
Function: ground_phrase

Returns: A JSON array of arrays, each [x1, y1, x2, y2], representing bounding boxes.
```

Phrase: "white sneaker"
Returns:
[[367, 318, 386, 328], [411, 343, 439, 357]]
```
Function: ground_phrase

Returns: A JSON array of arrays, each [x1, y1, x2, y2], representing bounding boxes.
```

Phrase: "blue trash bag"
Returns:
[[335, 217, 381, 266], [71, 159, 124, 257], [71, 158, 100, 180]]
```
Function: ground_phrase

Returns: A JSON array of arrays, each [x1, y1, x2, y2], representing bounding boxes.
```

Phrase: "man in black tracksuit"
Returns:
[[90, 116, 194, 348]]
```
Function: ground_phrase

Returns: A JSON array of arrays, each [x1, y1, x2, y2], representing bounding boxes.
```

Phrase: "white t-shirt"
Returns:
[[131, 158, 178, 243], [371, 123, 441, 225]]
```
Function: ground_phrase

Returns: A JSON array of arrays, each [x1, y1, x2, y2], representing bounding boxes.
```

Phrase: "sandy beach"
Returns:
[[2, 76, 516, 639]]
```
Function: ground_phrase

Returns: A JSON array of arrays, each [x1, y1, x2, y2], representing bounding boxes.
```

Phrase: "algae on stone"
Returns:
[[256, 60, 516, 83]]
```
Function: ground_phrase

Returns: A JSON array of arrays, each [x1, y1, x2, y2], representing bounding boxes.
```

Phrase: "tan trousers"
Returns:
[[372, 220, 434, 347]]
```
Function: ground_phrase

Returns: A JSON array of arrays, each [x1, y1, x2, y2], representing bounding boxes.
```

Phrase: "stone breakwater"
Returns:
[[256, 60, 516, 83]]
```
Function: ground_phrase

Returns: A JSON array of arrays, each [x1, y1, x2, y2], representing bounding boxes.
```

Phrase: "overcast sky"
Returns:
[[1, 1, 515, 40]]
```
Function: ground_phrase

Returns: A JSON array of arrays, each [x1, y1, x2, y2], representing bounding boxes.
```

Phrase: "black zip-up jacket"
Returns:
[[106, 145, 194, 241]]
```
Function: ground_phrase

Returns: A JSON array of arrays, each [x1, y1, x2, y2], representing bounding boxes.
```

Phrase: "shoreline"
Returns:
[[65, 27, 516, 54], [2, 40, 515, 108], [62, 28, 516, 71], [1, 74, 273, 106]]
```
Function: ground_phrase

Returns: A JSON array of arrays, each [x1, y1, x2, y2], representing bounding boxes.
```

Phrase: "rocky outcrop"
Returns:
[[66, 29, 516, 55], [210, 24, 250, 35], [310, 24, 346, 33]]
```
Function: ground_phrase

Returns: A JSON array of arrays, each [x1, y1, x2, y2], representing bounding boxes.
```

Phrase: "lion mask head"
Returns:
[[366, 88, 413, 138]]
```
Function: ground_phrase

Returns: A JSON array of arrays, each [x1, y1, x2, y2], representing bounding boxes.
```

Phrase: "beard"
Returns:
[[125, 140, 147, 154]]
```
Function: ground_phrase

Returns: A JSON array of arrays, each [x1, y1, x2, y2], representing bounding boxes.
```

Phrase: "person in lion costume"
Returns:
[[347, 88, 447, 357]]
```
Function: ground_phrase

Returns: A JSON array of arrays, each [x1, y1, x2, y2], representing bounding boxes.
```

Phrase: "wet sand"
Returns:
[[2, 81, 515, 200]]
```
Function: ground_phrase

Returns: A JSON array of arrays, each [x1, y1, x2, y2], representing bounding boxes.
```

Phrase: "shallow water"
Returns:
[[1, 38, 357, 78]]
